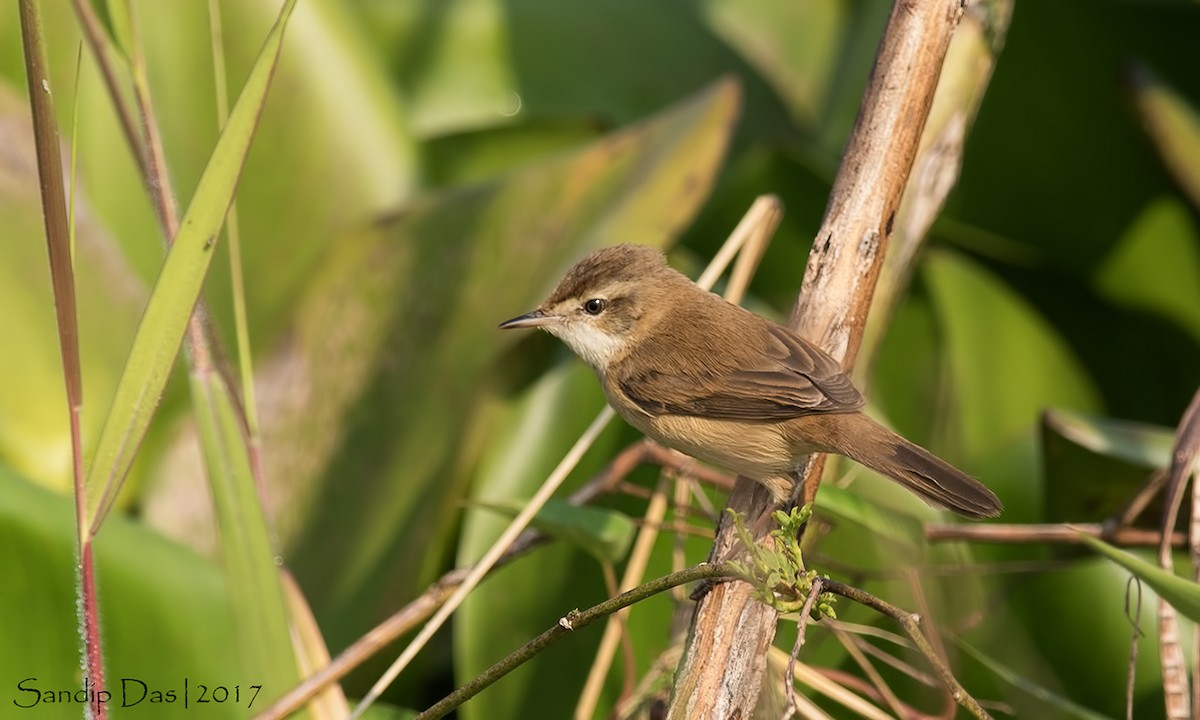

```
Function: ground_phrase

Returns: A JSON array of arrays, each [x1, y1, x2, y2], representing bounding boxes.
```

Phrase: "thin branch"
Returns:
[[1157, 388, 1200, 719], [785, 578, 825, 720], [831, 626, 910, 720], [416, 563, 739, 720], [822, 578, 992, 720], [575, 476, 673, 719], [18, 3, 104, 717], [1126, 577, 1144, 720], [254, 439, 707, 720], [927, 522, 1186, 547]]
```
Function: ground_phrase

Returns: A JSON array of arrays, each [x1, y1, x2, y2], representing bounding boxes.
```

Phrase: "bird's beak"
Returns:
[[498, 309, 562, 329]]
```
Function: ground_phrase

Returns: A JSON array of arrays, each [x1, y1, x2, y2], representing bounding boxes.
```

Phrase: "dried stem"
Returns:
[[822, 578, 993, 720], [254, 439, 708, 720], [784, 578, 825, 720], [668, 1, 994, 715], [1156, 389, 1200, 719], [415, 563, 739, 720], [18, 2, 104, 716], [927, 522, 1186, 547]]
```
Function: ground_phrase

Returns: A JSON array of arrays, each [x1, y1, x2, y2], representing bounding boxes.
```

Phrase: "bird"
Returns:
[[500, 244, 1001, 519]]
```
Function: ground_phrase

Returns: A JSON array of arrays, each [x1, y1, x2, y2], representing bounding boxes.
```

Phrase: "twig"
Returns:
[[822, 578, 993, 720], [254, 439, 711, 720], [785, 578, 825, 720], [415, 563, 739, 720], [1126, 577, 1144, 720], [831, 626, 910, 720], [926, 522, 1185, 547], [575, 476, 673, 719], [771, 648, 895, 720]]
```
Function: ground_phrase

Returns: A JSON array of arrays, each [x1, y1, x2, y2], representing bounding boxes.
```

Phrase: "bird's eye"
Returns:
[[583, 298, 607, 315]]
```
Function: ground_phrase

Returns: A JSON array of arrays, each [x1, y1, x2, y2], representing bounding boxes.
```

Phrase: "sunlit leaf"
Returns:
[[813, 482, 924, 554], [83, 0, 297, 534], [1095, 197, 1200, 346], [1044, 409, 1174, 470]]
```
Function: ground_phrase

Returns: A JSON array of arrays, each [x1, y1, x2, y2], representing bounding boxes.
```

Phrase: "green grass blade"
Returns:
[[83, 0, 298, 534], [192, 370, 299, 702]]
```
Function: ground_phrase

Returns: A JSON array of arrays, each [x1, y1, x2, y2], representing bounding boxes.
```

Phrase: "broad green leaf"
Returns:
[[0, 0, 419, 348], [83, 0, 297, 534], [0, 466, 244, 720], [353, 0, 792, 141], [0, 86, 143, 493], [1080, 535, 1200, 624], [1041, 409, 1172, 521], [1130, 62, 1200, 208], [700, 0, 846, 132], [1095, 197, 1200, 346], [191, 370, 299, 707], [472, 499, 635, 565], [1044, 408, 1174, 470], [921, 249, 1100, 461], [280, 80, 739, 663]]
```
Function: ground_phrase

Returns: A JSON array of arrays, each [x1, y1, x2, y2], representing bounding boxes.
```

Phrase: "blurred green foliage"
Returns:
[[1, 0, 1199, 718]]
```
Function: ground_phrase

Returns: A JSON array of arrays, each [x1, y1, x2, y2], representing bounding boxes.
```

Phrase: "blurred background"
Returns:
[[1, 0, 1199, 718]]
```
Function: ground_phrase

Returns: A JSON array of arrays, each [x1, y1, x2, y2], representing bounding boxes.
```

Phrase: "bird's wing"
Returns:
[[618, 324, 865, 421]]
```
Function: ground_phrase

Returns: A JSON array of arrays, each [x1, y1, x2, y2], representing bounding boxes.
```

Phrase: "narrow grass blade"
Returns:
[[192, 369, 299, 701], [1080, 534, 1200, 625], [83, 0, 298, 535]]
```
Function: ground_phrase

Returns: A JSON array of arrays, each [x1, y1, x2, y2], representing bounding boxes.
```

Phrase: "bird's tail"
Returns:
[[794, 412, 1003, 520]]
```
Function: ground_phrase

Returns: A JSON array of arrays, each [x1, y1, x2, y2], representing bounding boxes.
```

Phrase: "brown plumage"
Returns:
[[501, 244, 1001, 519]]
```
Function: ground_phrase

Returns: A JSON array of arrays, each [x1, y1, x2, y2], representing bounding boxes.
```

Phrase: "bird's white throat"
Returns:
[[546, 322, 626, 370]]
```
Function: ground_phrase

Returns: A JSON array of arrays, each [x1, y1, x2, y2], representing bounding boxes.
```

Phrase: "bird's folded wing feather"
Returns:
[[618, 324, 864, 421]]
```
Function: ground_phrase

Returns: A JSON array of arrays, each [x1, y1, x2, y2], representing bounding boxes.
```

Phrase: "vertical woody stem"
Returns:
[[667, 1, 970, 716]]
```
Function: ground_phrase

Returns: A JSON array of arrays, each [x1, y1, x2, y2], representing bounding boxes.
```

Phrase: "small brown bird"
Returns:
[[500, 244, 1001, 519]]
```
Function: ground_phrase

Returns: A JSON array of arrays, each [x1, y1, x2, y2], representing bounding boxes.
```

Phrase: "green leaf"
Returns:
[[1130, 62, 1200, 209], [1041, 409, 1173, 521], [0, 86, 144, 495], [83, 0, 297, 533], [921, 249, 1100, 459], [457, 364, 622, 719], [191, 370, 299, 703], [1044, 408, 1174, 470], [473, 499, 635, 565], [1095, 197, 1200, 346], [282, 78, 739, 660], [0, 466, 245, 720], [1080, 534, 1200, 624]]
